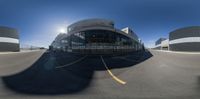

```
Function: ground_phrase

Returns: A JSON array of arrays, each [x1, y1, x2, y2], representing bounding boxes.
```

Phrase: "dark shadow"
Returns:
[[1, 50, 153, 95], [197, 76, 200, 91], [91, 50, 153, 70], [2, 51, 94, 95]]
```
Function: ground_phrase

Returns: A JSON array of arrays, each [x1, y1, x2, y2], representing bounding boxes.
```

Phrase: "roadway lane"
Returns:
[[0, 50, 200, 99]]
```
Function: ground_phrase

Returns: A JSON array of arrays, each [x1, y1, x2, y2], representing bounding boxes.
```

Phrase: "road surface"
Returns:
[[0, 50, 200, 99], [0, 50, 45, 76]]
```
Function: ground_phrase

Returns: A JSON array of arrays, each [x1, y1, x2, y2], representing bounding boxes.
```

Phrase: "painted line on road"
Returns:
[[153, 50, 200, 55], [100, 56, 126, 85], [55, 56, 87, 69]]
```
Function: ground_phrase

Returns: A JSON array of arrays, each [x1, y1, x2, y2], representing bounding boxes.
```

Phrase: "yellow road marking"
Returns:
[[55, 56, 87, 68], [100, 56, 126, 85]]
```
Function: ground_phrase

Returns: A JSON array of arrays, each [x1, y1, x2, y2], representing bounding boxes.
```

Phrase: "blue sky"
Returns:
[[0, 0, 200, 48]]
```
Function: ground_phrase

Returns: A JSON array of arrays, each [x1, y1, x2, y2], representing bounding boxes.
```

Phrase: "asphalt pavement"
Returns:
[[0, 50, 45, 76], [0, 50, 200, 99]]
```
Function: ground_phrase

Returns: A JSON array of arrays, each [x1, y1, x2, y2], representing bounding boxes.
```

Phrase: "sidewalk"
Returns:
[[152, 49, 200, 54], [0, 49, 46, 55]]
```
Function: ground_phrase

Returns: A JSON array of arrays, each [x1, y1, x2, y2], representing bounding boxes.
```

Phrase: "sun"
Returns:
[[59, 28, 66, 33]]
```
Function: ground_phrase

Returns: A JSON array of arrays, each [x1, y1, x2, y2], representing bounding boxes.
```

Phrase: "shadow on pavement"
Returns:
[[2, 51, 94, 95], [1, 50, 153, 95], [197, 76, 200, 91], [93, 50, 153, 70]]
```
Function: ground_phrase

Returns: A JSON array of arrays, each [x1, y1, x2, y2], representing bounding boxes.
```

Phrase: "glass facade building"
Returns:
[[50, 19, 143, 54]]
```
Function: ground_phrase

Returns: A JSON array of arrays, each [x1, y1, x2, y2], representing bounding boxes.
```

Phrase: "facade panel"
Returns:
[[169, 42, 200, 52], [0, 42, 19, 52]]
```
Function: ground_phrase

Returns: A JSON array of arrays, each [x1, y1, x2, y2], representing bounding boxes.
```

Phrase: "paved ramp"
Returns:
[[0, 50, 45, 76]]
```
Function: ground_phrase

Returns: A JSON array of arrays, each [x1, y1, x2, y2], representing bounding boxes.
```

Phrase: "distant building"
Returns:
[[50, 18, 143, 54], [154, 26, 200, 52], [0, 26, 19, 52], [154, 38, 169, 50], [50, 33, 68, 51]]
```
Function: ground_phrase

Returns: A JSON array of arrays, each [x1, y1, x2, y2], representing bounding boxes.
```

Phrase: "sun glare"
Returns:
[[59, 28, 66, 33]]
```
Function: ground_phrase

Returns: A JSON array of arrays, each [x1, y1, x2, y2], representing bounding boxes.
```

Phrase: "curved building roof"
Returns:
[[67, 19, 114, 33], [169, 26, 200, 40], [0, 26, 19, 39], [67, 19, 139, 43]]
